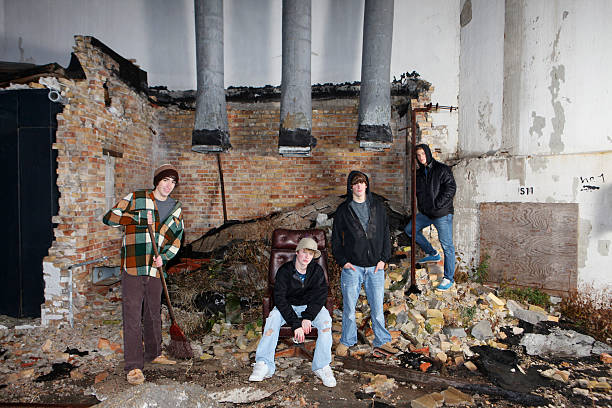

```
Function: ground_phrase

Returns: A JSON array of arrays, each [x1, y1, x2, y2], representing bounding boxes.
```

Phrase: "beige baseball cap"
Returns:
[[296, 237, 321, 259]]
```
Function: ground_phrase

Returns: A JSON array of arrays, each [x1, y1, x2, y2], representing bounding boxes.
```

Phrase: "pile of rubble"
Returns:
[[1, 250, 611, 406], [1, 195, 611, 406]]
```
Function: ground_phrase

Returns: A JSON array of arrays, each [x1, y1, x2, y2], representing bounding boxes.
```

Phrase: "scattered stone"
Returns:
[[512, 327, 524, 335], [547, 315, 559, 322], [528, 304, 547, 314], [430, 392, 444, 407], [41, 339, 53, 353], [70, 369, 85, 380], [520, 328, 605, 358], [540, 368, 570, 383], [464, 361, 478, 372], [95, 381, 219, 408], [486, 293, 505, 308], [601, 352, 612, 364], [426, 309, 443, 320], [435, 352, 447, 363], [411, 393, 437, 408], [591, 381, 611, 392], [209, 386, 273, 404], [94, 371, 108, 384], [443, 327, 467, 338], [363, 374, 397, 398], [97, 338, 111, 351], [577, 378, 589, 388], [471, 320, 493, 340], [506, 300, 548, 325], [573, 387, 589, 396], [441, 386, 474, 405], [212, 345, 226, 357]]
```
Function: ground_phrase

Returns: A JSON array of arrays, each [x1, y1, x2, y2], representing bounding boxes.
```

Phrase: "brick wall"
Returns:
[[41, 36, 443, 326]]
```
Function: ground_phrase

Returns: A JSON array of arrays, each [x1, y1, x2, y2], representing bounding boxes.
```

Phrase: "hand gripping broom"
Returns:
[[147, 224, 193, 359]]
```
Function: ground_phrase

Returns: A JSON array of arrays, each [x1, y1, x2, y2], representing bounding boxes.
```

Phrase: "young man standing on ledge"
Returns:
[[103, 164, 184, 385], [332, 171, 397, 358], [404, 144, 457, 291]]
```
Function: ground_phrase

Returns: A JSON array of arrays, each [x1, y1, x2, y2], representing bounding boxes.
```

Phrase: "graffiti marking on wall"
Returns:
[[580, 173, 605, 192]]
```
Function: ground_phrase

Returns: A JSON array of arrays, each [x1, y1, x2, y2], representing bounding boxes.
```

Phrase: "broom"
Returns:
[[147, 224, 194, 359]]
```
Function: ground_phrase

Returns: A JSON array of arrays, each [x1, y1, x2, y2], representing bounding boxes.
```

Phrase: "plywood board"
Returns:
[[479, 202, 578, 296]]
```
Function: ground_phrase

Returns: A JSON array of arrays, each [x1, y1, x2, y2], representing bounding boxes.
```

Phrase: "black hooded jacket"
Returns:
[[331, 171, 391, 268], [415, 144, 456, 218], [273, 258, 328, 330]]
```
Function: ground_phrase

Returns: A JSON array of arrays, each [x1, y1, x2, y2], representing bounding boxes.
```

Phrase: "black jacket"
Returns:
[[415, 144, 456, 218], [273, 258, 328, 330], [331, 171, 391, 268]]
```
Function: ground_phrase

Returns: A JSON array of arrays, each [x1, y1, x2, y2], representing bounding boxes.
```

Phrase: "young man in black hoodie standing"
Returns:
[[405, 144, 457, 291], [332, 171, 395, 357]]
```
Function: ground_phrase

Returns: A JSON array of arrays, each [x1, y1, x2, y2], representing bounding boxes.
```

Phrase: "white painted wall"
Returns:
[[458, 0, 612, 298], [458, 0, 504, 155]]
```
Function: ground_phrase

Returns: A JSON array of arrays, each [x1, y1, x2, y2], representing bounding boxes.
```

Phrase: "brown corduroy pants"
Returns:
[[121, 271, 163, 372]]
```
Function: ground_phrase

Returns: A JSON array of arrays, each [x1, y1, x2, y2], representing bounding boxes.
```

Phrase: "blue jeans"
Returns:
[[255, 305, 332, 374], [340, 265, 391, 348], [405, 213, 455, 282]]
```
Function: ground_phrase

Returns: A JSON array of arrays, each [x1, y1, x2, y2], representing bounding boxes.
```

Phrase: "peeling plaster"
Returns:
[[528, 156, 548, 173], [506, 157, 525, 186], [598, 240, 610, 256], [477, 100, 496, 144], [571, 176, 580, 202], [528, 111, 546, 145], [549, 65, 566, 154], [578, 218, 592, 268], [548, 18, 566, 154], [545, 196, 557, 203], [460, 0, 472, 27]]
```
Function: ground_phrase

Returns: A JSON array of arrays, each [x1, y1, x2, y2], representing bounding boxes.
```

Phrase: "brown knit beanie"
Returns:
[[153, 164, 179, 187]]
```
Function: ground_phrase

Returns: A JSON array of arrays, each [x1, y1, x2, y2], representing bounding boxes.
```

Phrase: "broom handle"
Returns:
[[147, 224, 177, 324]]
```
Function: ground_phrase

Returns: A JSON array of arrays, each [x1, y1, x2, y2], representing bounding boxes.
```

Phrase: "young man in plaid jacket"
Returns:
[[103, 164, 184, 385]]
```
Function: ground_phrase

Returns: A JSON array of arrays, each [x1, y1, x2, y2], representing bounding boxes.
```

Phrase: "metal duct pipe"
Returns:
[[357, 0, 394, 151], [48, 90, 68, 105], [279, 0, 315, 157], [192, 0, 231, 153]]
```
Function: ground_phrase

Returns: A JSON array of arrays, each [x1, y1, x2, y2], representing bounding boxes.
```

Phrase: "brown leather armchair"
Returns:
[[263, 228, 334, 359]]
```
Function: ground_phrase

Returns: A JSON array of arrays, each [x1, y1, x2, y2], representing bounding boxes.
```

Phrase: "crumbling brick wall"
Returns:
[[42, 36, 445, 326]]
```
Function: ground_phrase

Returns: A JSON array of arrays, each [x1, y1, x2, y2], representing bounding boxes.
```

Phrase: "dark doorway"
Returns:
[[0, 89, 61, 317]]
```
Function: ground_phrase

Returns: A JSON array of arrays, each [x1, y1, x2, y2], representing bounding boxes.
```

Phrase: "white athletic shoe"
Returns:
[[314, 365, 337, 387], [249, 361, 272, 382]]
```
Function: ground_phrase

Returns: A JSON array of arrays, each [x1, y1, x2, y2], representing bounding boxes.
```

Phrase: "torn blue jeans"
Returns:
[[255, 305, 332, 374]]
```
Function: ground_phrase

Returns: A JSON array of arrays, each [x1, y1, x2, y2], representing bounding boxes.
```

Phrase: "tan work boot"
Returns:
[[335, 343, 349, 357], [126, 368, 145, 385], [151, 354, 176, 365]]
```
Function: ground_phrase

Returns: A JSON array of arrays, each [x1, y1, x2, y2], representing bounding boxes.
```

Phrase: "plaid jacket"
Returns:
[[103, 190, 184, 277]]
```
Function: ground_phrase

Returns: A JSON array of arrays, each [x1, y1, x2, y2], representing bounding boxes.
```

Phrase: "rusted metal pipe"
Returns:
[[401, 103, 458, 295], [216, 153, 228, 223]]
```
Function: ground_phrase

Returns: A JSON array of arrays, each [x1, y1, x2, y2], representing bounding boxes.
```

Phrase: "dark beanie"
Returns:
[[153, 164, 179, 187]]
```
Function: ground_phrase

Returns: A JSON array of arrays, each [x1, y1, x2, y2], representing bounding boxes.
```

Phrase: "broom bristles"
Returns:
[[167, 338, 194, 359]]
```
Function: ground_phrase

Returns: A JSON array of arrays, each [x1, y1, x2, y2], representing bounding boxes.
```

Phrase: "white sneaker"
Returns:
[[314, 365, 337, 387], [249, 361, 272, 382], [436, 278, 454, 291]]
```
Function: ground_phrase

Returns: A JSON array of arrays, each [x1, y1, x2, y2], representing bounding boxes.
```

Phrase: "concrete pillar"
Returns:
[[357, 0, 394, 151], [192, 0, 230, 153], [279, 0, 315, 156]]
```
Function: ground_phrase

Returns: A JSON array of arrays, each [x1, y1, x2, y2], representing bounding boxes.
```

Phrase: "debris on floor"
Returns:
[[0, 196, 610, 407]]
